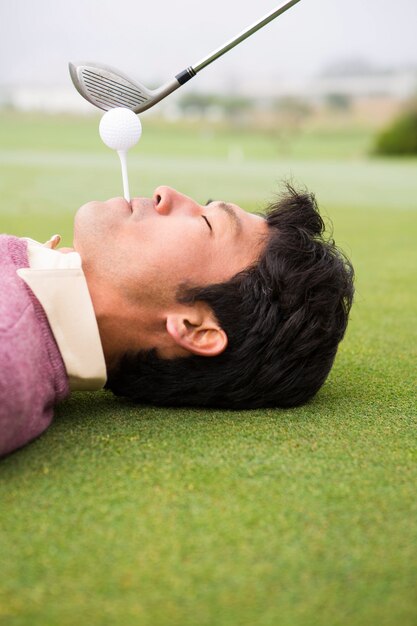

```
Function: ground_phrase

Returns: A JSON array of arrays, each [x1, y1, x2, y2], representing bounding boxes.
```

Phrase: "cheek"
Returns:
[[140, 222, 203, 263], [152, 239, 202, 278], [143, 237, 212, 291]]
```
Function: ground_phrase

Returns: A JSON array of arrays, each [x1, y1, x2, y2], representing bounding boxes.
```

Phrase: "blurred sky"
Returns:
[[1, 0, 417, 91]]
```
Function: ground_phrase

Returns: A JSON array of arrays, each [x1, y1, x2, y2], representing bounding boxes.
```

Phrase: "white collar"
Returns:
[[17, 238, 107, 391]]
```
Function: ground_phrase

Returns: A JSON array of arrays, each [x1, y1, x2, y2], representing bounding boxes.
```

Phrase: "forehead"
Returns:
[[241, 206, 269, 236], [238, 207, 269, 264]]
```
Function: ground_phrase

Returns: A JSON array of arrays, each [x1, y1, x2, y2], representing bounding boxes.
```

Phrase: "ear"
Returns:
[[166, 302, 228, 357]]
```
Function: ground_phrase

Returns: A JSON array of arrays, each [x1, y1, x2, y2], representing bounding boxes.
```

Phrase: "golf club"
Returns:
[[69, 0, 301, 113]]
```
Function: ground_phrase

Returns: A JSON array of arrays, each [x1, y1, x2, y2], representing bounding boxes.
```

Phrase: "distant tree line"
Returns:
[[176, 91, 354, 122], [177, 93, 253, 119], [374, 102, 417, 156]]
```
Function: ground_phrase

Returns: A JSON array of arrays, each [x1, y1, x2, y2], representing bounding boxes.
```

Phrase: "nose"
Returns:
[[153, 186, 200, 216]]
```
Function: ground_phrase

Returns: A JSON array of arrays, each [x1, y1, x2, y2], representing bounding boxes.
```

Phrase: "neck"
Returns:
[[84, 275, 168, 370], [99, 298, 163, 369]]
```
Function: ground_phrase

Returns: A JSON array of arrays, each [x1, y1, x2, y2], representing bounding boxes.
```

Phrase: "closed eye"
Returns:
[[202, 215, 213, 232]]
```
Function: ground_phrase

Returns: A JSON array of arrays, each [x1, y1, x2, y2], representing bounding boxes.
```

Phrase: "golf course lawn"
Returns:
[[0, 112, 416, 626]]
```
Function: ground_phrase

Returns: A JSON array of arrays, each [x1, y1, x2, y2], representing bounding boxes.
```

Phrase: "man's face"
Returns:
[[74, 186, 268, 308]]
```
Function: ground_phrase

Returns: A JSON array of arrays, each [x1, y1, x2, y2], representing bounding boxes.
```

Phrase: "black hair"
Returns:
[[106, 183, 354, 409]]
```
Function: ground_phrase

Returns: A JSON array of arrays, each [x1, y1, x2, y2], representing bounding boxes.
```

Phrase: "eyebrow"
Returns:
[[206, 200, 242, 236]]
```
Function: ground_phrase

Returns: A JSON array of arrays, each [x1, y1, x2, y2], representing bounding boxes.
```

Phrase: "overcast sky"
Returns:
[[1, 0, 416, 91]]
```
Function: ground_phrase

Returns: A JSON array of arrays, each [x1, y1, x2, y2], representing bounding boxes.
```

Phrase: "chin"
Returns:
[[73, 200, 99, 254]]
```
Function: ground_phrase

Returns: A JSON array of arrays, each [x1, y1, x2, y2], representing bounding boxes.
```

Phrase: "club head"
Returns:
[[69, 61, 156, 112]]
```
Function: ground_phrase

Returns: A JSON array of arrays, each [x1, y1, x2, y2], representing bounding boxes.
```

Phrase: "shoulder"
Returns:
[[0, 309, 56, 457], [0, 362, 55, 456], [0, 236, 32, 331]]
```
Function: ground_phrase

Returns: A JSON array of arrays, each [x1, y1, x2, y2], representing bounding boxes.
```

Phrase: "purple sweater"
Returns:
[[0, 236, 69, 456]]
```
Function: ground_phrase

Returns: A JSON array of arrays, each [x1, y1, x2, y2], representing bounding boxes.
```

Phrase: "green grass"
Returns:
[[0, 111, 374, 159], [0, 112, 416, 626]]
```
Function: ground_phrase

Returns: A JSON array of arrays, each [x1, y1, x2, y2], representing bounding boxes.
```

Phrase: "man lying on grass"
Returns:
[[0, 183, 354, 456]]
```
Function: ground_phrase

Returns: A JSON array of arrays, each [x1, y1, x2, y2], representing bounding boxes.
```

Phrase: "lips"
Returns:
[[104, 197, 133, 214], [130, 197, 142, 213]]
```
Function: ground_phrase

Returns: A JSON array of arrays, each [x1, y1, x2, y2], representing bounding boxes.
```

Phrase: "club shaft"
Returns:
[[192, 0, 301, 74]]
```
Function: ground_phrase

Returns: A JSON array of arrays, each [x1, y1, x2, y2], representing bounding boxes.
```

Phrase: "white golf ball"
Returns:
[[99, 107, 142, 151]]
